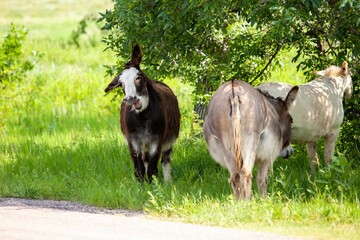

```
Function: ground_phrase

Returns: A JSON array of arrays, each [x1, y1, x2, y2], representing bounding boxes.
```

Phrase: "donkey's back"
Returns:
[[152, 81, 180, 143], [257, 81, 344, 143]]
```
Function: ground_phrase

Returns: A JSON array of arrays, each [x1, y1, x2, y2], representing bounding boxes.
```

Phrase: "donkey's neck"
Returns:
[[326, 76, 347, 99]]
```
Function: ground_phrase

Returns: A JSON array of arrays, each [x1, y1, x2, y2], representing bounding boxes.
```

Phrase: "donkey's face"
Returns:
[[278, 110, 294, 158], [269, 86, 299, 158], [105, 44, 150, 113], [118, 67, 149, 112]]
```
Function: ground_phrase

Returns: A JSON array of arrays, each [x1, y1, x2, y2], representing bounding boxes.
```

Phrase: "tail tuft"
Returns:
[[231, 94, 242, 171]]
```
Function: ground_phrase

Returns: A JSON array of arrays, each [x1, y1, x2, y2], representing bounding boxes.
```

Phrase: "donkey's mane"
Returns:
[[322, 65, 346, 77], [257, 89, 284, 102]]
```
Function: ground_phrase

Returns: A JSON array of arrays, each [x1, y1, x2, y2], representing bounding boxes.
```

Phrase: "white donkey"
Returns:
[[257, 61, 353, 171]]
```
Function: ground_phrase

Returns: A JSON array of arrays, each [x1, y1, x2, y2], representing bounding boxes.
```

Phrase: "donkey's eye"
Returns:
[[135, 76, 141, 82]]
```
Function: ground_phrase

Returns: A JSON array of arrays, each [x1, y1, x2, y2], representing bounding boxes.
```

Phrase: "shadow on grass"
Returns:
[[1, 133, 359, 213]]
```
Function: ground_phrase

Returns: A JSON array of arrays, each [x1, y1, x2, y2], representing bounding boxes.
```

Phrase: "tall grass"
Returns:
[[0, 1, 359, 239]]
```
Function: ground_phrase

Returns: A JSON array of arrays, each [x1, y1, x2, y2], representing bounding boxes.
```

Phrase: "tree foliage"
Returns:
[[100, 0, 359, 156], [99, 0, 283, 95]]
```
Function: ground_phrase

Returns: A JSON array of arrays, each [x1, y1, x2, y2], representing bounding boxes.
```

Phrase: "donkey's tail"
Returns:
[[230, 81, 242, 171]]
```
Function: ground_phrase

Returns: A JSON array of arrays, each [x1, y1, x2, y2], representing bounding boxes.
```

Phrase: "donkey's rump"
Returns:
[[204, 81, 267, 165]]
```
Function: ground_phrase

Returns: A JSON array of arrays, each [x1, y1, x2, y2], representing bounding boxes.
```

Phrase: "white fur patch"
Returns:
[[144, 162, 149, 174], [131, 140, 140, 154], [149, 143, 159, 157], [120, 67, 139, 97], [162, 162, 171, 182], [256, 129, 282, 163]]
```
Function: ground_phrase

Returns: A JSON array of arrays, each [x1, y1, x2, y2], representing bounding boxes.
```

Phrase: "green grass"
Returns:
[[1, 1, 359, 239]]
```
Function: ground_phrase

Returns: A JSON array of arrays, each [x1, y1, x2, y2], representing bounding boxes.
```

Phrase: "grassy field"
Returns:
[[1, 1, 359, 239]]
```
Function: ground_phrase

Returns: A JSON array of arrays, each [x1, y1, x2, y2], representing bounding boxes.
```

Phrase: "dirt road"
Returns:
[[0, 198, 306, 240]]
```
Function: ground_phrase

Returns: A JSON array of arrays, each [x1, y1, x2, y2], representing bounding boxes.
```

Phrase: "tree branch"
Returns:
[[250, 44, 282, 84]]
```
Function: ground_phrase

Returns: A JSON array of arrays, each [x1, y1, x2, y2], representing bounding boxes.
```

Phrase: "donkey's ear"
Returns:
[[285, 86, 299, 109], [104, 75, 121, 93], [131, 44, 142, 66], [341, 61, 348, 74]]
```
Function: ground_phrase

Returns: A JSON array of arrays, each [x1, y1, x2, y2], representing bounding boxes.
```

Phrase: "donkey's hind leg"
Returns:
[[324, 130, 340, 166], [256, 160, 270, 197], [236, 134, 257, 200], [161, 148, 172, 182], [230, 167, 252, 200], [306, 142, 319, 172], [239, 167, 252, 200]]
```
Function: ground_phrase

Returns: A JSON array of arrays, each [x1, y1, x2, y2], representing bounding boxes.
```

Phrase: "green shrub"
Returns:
[[0, 24, 41, 85], [307, 151, 357, 198]]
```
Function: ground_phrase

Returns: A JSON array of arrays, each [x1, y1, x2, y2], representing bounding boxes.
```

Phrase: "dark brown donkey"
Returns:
[[204, 80, 298, 199], [105, 44, 180, 182]]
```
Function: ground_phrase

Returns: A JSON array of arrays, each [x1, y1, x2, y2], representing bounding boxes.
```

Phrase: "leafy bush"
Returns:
[[0, 24, 41, 85]]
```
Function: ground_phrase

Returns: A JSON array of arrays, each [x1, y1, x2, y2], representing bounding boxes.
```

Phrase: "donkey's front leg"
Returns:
[[129, 145, 145, 182], [324, 130, 339, 166], [306, 142, 319, 172], [147, 143, 161, 182]]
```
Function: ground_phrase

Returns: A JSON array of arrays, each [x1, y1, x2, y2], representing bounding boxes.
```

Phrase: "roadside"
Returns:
[[0, 198, 307, 240]]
